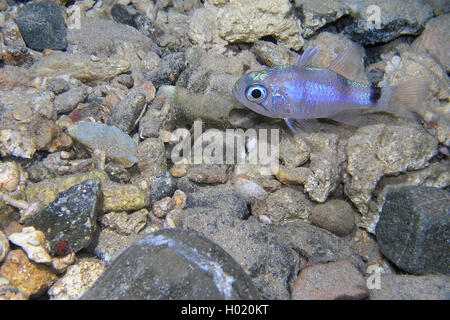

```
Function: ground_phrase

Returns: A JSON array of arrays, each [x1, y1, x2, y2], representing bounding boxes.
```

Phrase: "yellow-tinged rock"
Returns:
[[0, 250, 58, 297]]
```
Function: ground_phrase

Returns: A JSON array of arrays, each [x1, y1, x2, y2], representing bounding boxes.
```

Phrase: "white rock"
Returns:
[[8, 227, 52, 264]]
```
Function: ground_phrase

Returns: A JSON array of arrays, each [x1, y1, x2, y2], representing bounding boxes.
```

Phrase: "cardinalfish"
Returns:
[[232, 45, 429, 133]]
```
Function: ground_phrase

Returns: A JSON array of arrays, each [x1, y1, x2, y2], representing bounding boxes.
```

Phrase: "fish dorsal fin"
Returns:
[[328, 44, 365, 81], [295, 46, 320, 67]]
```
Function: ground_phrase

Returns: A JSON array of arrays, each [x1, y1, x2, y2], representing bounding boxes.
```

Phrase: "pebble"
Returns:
[[310, 200, 356, 237], [67, 121, 138, 168], [292, 261, 368, 300], [136, 138, 167, 176], [100, 209, 148, 236], [30, 53, 130, 85], [53, 86, 88, 114], [0, 128, 36, 159], [113, 74, 134, 90], [16, 1, 67, 51], [8, 227, 52, 264], [172, 190, 187, 210], [81, 229, 261, 300], [24, 179, 102, 256], [152, 197, 176, 218], [251, 40, 297, 67], [0, 230, 9, 263], [101, 180, 150, 213], [234, 177, 268, 201], [274, 165, 311, 186], [0, 250, 58, 298], [252, 187, 312, 223], [169, 164, 188, 178], [376, 186, 449, 275], [187, 164, 230, 184], [185, 185, 250, 220], [46, 78, 70, 95], [48, 258, 106, 300], [107, 93, 147, 134], [51, 253, 76, 274], [0, 161, 20, 192], [146, 172, 177, 202], [150, 52, 186, 88]]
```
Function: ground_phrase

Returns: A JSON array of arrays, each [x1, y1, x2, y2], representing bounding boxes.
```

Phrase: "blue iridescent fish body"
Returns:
[[233, 45, 428, 132]]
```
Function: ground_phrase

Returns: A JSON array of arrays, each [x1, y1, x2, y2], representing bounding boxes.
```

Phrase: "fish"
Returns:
[[232, 44, 429, 133]]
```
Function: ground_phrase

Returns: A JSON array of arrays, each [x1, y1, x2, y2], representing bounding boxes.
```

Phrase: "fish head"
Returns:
[[232, 69, 292, 119]]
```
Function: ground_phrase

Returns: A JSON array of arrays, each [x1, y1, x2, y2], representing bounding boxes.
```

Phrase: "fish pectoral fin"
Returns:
[[295, 46, 320, 67], [327, 44, 365, 82], [285, 118, 319, 134]]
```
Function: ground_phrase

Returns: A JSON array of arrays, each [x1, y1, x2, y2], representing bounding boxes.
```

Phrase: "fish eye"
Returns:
[[246, 85, 267, 103]]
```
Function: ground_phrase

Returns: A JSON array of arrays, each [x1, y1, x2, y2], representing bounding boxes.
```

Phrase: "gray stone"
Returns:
[[292, 260, 368, 300], [294, 0, 352, 38], [180, 207, 298, 299], [376, 186, 450, 275], [252, 186, 312, 223], [67, 121, 138, 168], [311, 200, 356, 237], [81, 229, 261, 300], [343, 0, 434, 45], [107, 93, 146, 134], [53, 87, 88, 114], [46, 78, 70, 95], [272, 221, 366, 272], [369, 274, 450, 300], [185, 185, 250, 220], [136, 138, 167, 177], [147, 172, 177, 202], [24, 179, 102, 256], [149, 52, 186, 88], [412, 14, 450, 72], [345, 124, 438, 216], [251, 40, 298, 67], [16, 1, 67, 51]]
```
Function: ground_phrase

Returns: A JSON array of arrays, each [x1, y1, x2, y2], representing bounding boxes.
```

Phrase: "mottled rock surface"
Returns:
[[16, 1, 67, 51], [24, 179, 102, 256], [292, 261, 368, 300], [81, 229, 261, 300], [376, 186, 449, 275], [369, 274, 450, 300]]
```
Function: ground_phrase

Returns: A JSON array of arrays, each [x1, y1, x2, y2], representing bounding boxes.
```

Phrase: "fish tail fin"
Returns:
[[376, 78, 431, 120]]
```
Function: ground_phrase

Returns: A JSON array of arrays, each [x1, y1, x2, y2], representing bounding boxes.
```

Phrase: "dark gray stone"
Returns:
[[148, 172, 177, 202], [369, 274, 450, 300], [186, 185, 250, 220], [180, 207, 298, 300], [54, 86, 88, 114], [24, 179, 102, 256], [150, 52, 186, 88], [376, 186, 449, 275], [107, 93, 146, 134], [46, 78, 70, 95], [81, 228, 261, 300], [16, 1, 67, 51]]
